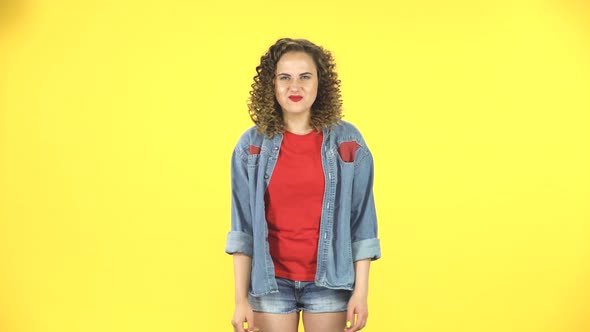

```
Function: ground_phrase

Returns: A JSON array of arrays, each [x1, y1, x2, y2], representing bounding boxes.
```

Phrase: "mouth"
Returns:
[[288, 96, 303, 102]]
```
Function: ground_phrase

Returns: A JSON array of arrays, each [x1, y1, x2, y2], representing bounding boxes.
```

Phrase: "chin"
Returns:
[[283, 104, 311, 113], [284, 108, 309, 115]]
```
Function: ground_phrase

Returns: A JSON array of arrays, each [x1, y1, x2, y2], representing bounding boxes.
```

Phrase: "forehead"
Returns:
[[276, 52, 317, 73]]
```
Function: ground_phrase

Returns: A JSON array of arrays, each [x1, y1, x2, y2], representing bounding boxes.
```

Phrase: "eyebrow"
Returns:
[[276, 72, 314, 76]]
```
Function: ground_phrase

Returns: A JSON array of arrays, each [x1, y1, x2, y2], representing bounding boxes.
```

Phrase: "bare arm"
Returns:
[[346, 258, 371, 332], [353, 258, 370, 297], [231, 253, 256, 332], [233, 253, 252, 303]]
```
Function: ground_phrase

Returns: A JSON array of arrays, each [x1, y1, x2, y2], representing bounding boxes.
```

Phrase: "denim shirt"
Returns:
[[225, 120, 381, 296]]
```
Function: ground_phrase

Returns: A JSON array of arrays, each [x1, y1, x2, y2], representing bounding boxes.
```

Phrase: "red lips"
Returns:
[[288, 96, 303, 102]]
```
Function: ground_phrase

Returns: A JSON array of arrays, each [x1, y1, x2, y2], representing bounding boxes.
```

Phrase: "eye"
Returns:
[[278, 75, 290, 81], [300, 75, 311, 80]]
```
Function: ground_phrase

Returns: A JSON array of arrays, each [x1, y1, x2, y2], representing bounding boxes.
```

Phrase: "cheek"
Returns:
[[275, 85, 285, 96], [311, 82, 319, 97]]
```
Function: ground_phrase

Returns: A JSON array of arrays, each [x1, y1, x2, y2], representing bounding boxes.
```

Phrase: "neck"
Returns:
[[283, 112, 313, 135]]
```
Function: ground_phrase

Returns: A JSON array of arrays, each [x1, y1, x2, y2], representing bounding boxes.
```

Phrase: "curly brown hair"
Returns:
[[248, 38, 343, 137]]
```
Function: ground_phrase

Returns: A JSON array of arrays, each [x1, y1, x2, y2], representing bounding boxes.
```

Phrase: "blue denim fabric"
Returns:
[[248, 277, 352, 313], [225, 120, 381, 296]]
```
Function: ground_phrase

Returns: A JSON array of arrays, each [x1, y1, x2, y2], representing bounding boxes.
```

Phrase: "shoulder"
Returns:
[[232, 126, 266, 161], [236, 125, 265, 147], [328, 120, 374, 165], [328, 120, 367, 144]]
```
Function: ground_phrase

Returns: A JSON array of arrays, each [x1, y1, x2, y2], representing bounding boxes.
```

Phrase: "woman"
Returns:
[[225, 38, 381, 332]]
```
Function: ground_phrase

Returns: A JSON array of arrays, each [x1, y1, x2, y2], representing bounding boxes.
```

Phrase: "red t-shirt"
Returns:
[[264, 130, 325, 281]]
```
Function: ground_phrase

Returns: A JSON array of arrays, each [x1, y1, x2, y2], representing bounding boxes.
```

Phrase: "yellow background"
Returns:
[[1, 0, 589, 331]]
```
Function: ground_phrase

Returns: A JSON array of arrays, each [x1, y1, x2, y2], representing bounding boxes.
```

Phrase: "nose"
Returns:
[[289, 78, 302, 91]]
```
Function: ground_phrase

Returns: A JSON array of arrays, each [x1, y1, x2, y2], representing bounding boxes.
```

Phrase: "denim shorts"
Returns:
[[248, 277, 352, 314]]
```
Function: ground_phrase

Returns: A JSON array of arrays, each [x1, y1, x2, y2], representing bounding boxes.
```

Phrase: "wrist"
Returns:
[[235, 296, 249, 305], [352, 288, 368, 298]]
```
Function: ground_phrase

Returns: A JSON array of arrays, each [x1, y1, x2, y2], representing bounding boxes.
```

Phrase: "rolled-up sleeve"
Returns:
[[350, 145, 381, 262], [225, 230, 254, 257], [352, 238, 381, 262], [224, 143, 254, 257]]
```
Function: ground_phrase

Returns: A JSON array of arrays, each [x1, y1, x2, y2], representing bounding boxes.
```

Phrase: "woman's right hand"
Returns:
[[231, 299, 257, 332]]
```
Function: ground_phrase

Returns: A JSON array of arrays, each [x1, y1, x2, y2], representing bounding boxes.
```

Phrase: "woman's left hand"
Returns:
[[345, 291, 368, 331]]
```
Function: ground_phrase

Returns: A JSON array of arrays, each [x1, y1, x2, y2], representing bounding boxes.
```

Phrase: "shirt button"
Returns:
[[273, 147, 279, 151], [264, 175, 269, 179]]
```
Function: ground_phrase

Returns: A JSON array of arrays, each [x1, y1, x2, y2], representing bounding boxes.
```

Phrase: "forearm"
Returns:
[[233, 253, 252, 304], [353, 259, 371, 297]]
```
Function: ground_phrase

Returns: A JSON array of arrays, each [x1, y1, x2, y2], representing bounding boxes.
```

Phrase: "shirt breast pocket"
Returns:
[[247, 144, 262, 168], [336, 141, 362, 166]]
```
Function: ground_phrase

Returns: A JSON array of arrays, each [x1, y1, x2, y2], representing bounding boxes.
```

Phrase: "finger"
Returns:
[[231, 319, 240, 332], [346, 306, 355, 330], [355, 311, 368, 330], [243, 321, 257, 332], [345, 311, 358, 331], [246, 311, 255, 332]]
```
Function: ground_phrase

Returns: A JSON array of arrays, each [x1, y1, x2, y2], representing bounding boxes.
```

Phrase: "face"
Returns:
[[274, 51, 319, 117]]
